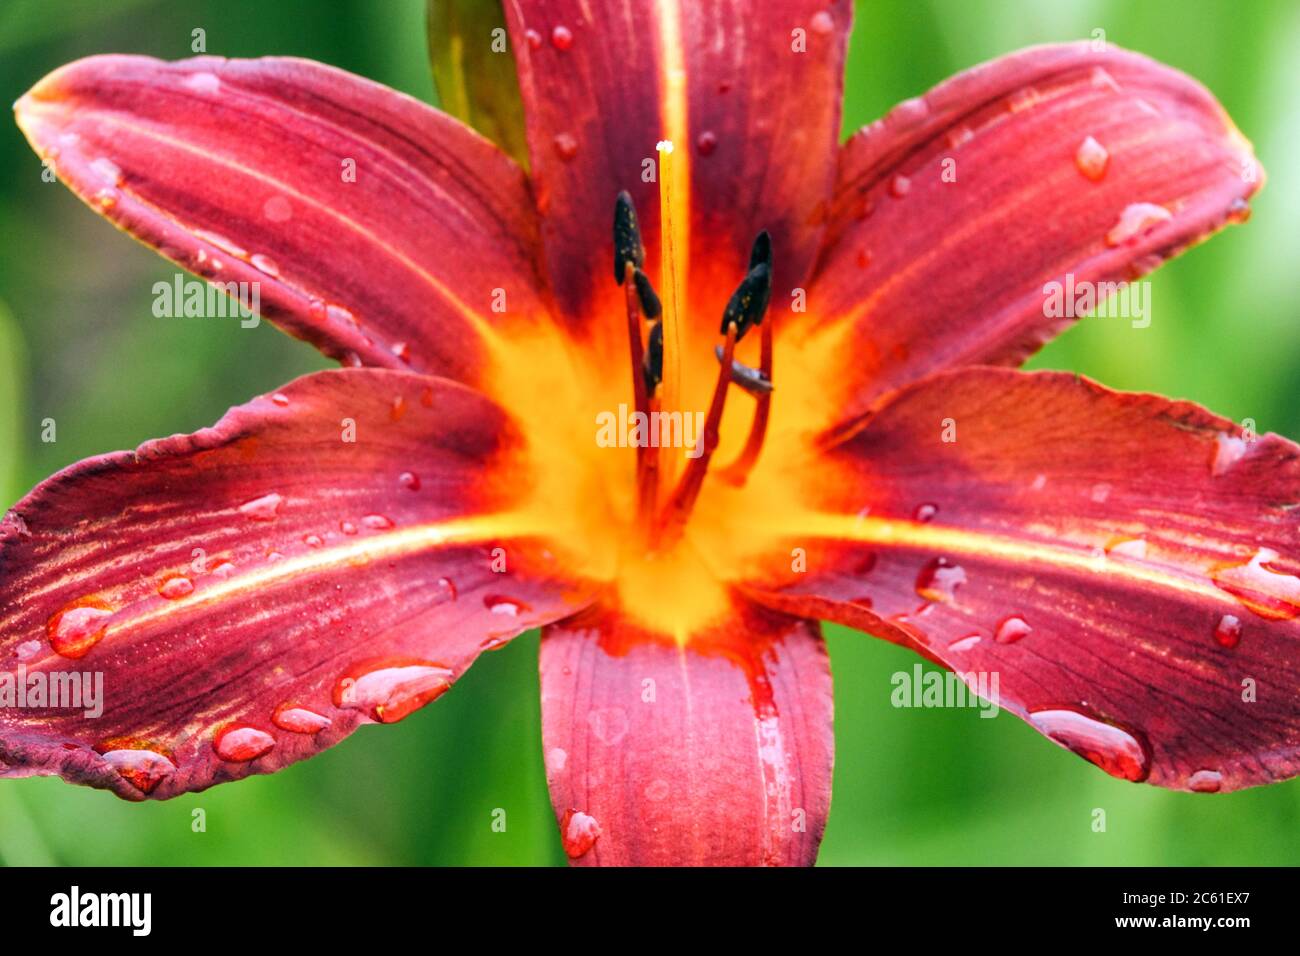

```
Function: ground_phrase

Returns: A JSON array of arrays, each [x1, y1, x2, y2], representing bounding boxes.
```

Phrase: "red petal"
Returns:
[[743, 367, 1300, 792], [540, 600, 833, 865], [504, 1, 850, 355], [14, 55, 548, 383], [801, 42, 1261, 423], [0, 369, 595, 799]]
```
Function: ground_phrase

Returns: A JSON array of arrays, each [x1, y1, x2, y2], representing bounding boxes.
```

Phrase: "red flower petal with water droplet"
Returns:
[[13, 55, 549, 385], [540, 600, 832, 866], [802, 42, 1263, 427], [504, 0, 850, 356], [0, 369, 597, 800], [742, 367, 1300, 792]]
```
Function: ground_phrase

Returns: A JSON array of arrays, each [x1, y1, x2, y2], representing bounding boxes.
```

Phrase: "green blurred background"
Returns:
[[1, 0, 1298, 865]]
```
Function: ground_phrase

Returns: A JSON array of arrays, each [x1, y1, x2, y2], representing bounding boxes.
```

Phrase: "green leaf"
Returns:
[[426, 0, 530, 168]]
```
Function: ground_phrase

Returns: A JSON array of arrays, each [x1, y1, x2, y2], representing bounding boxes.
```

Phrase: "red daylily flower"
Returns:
[[3, 1, 1296, 867]]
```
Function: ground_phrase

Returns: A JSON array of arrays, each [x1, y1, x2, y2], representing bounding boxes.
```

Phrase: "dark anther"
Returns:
[[633, 268, 662, 318], [613, 190, 644, 285], [714, 346, 774, 395], [749, 230, 772, 271], [643, 320, 664, 394], [719, 261, 771, 339]]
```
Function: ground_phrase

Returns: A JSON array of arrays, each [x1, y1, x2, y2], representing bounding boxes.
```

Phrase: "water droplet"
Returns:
[[436, 577, 458, 602], [1090, 483, 1111, 503], [270, 392, 290, 407], [587, 707, 629, 745], [1007, 86, 1042, 113], [550, 25, 573, 50], [272, 704, 332, 734], [334, 659, 455, 723], [524, 28, 542, 49], [390, 341, 411, 363], [1105, 537, 1147, 560], [340, 520, 358, 535], [1212, 548, 1300, 621], [361, 514, 394, 530], [15, 639, 41, 661], [1211, 432, 1248, 476], [93, 187, 118, 210], [696, 130, 717, 156], [1028, 707, 1151, 781], [183, 71, 221, 95], [263, 196, 292, 222], [303, 533, 324, 548], [810, 10, 835, 34], [213, 724, 275, 762], [994, 615, 1032, 644], [1091, 67, 1122, 92], [90, 156, 123, 185], [390, 395, 407, 422], [553, 132, 578, 161], [249, 253, 280, 277], [946, 125, 974, 149], [327, 303, 359, 327], [239, 492, 283, 521], [484, 595, 529, 616], [950, 634, 981, 652], [889, 173, 911, 198], [560, 809, 601, 858], [211, 560, 236, 578], [399, 471, 421, 491], [1188, 769, 1223, 793], [1214, 613, 1242, 649], [913, 503, 938, 523], [1074, 135, 1109, 181], [1225, 197, 1251, 224], [194, 228, 248, 259], [47, 598, 114, 658], [1105, 202, 1172, 247], [915, 557, 966, 604], [157, 575, 194, 600], [98, 744, 175, 794]]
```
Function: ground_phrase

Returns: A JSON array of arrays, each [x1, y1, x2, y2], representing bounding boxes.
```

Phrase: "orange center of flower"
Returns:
[[479, 158, 846, 640]]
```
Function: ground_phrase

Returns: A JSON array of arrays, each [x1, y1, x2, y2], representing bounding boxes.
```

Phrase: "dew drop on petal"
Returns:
[[1214, 613, 1242, 649], [399, 471, 421, 491], [90, 156, 123, 186], [47, 598, 114, 658], [182, 71, 221, 95], [239, 492, 283, 522], [1211, 433, 1249, 476], [1226, 197, 1251, 224], [157, 575, 194, 600], [334, 660, 455, 723], [249, 253, 280, 277], [524, 28, 542, 49], [915, 557, 966, 604], [1188, 769, 1223, 793], [15, 639, 41, 661], [889, 173, 911, 198], [994, 615, 1032, 644], [390, 341, 411, 363], [1074, 135, 1109, 182], [272, 704, 332, 734], [560, 809, 601, 858], [485, 595, 530, 616], [361, 514, 394, 530], [340, 520, 358, 535], [1028, 707, 1151, 781], [436, 577, 458, 603], [213, 725, 276, 762], [810, 10, 834, 34], [98, 745, 176, 795], [390, 395, 407, 422], [210, 560, 236, 578], [1211, 548, 1300, 621], [1105, 537, 1147, 560], [913, 503, 938, 523], [553, 132, 578, 161], [270, 392, 290, 407], [1105, 202, 1172, 247], [950, 634, 981, 652], [303, 533, 324, 548], [696, 130, 718, 156], [550, 25, 573, 49]]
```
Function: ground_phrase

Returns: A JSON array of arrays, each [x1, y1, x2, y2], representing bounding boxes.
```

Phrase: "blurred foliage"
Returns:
[[0, 0, 1297, 865]]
